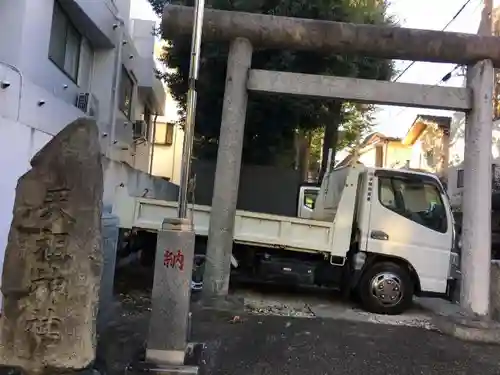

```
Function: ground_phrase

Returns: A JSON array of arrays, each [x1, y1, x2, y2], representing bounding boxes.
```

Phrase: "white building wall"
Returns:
[[0, 0, 169, 308], [0, 0, 163, 160], [131, 19, 156, 58], [409, 141, 423, 170], [114, 0, 132, 30], [0, 0, 118, 109], [151, 122, 185, 184], [0, 0, 25, 67], [447, 111, 500, 208], [150, 83, 185, 184]]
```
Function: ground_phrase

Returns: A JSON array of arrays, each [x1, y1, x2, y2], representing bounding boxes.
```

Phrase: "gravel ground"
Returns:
[[98, 265, 500, 375]]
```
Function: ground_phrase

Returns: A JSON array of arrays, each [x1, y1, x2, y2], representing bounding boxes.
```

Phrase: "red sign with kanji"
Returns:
[[163, 249, 185, 271]]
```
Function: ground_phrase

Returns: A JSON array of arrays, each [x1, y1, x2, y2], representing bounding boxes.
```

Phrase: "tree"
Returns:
[[150, 0, 394, 170]]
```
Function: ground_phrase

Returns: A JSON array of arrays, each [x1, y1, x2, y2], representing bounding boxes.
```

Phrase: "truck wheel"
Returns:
[[358, 261, 413, 315]]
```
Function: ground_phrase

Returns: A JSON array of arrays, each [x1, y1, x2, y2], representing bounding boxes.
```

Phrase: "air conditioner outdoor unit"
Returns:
[[75, 92, 99, 118], [133, 119, 148, 140]]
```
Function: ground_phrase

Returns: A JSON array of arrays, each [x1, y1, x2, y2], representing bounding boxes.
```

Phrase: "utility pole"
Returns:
[[461, 0, 494, 316], [479, 0, 493, 36], [492, 4, 500, 120], [177, 0, 206, 219], [134, 0, 206, 373]]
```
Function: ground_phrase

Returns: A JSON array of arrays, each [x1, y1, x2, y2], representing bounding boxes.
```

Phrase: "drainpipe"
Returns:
[[0, 61, 23, 122], [171, 123, 179, 181], [86, 39, 95, 99], [441, 126, 451, 182], [108, 17, 125, 157], [149, 113, 158, 175]]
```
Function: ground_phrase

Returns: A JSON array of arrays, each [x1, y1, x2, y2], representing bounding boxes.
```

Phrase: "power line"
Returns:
[[441, 0, 476, 31], [390, 64, 463, 119], [392, 0, 475, 82]]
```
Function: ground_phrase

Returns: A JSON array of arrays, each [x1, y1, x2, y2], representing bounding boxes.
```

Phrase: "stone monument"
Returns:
[[0, 118, 104, 375]]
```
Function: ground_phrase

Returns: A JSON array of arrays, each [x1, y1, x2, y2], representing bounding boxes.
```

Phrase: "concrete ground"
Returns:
[[101, 266, 500, 375], [194, 310, 500, 375], [238, 286, 437, 330]]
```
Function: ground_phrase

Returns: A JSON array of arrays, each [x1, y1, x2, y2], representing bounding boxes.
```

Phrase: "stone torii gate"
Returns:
[[162, 5, 496, 317]]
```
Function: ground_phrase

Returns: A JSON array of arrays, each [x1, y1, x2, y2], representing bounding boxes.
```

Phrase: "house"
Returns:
[[401, 115, 451, 179], [0, 0, 176, 280], [336, 132, 412, 169], [149, 42, 185, 184], [150, 118, 184, 184], [336, 116, 451, 184]]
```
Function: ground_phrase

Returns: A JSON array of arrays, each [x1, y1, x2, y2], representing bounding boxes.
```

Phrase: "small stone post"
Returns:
[[139, 218, 198, 374], [97, 205, 120, 334], [461, 59, 494, 316], [202, 38, 253, 299]]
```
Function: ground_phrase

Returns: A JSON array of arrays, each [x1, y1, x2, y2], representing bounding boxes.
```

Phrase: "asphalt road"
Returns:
[[193, 311, 500, 375], [104, 265, 500, 375]]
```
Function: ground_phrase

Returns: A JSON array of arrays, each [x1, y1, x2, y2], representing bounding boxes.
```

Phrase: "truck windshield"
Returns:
[[378, 176, 448, 233]]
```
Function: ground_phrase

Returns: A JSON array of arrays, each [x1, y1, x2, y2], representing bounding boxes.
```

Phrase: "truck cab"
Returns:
[[301, 164, 460, 313]]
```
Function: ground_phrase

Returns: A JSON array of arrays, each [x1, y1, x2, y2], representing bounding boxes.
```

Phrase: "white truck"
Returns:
[[113, 163, 461, 315]]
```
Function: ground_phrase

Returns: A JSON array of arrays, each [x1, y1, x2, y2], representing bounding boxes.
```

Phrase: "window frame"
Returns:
[[458, 165, 500, 190], [48, 1, 82, 83], [457, 169, 464, 189], [492, 164, 500, 192], [143, 105, 153, 141], [375, 170, 448, 234], [165, 123, 174, 145], [118, 66, 134, 119], [154, 122, 174, 146]]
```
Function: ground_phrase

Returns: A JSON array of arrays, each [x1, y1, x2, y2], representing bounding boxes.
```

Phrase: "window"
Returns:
[[457, 169, 464, 188], [143, 106, 152, 128], [457, 165, 500, 190], [492, 164, 500, 192], [119, 66, 134, 119], [49, 1, 81, 82], [154, 122, 174, 146], [378, 175, 447, 233], [78, 38, 94, 90], [143, 105, 152, 141]]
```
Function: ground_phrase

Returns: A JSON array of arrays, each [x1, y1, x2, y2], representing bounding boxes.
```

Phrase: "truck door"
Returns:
[[366, 170, 453, 294]]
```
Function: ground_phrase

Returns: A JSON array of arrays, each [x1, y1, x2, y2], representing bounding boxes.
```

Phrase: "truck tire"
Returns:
[[358, 261, 413, 315]]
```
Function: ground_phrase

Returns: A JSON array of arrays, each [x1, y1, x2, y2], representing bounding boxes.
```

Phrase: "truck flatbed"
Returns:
[[113, 189, 335, 254]]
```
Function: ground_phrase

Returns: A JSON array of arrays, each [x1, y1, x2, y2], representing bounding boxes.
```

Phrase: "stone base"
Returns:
[[416, 297, 500, 345], [433, 315, 500, 345], [125, 363, 199, 375], [125, 343, 206, 375]]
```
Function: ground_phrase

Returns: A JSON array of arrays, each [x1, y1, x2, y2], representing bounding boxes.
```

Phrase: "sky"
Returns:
[[130, 0, 158, 24], [374, 0, 487, 137], [129, 0, 496, 138]]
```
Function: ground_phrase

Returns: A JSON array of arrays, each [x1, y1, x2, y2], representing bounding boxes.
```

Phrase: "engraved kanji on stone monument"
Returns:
[[0, 118, 103, 375]]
